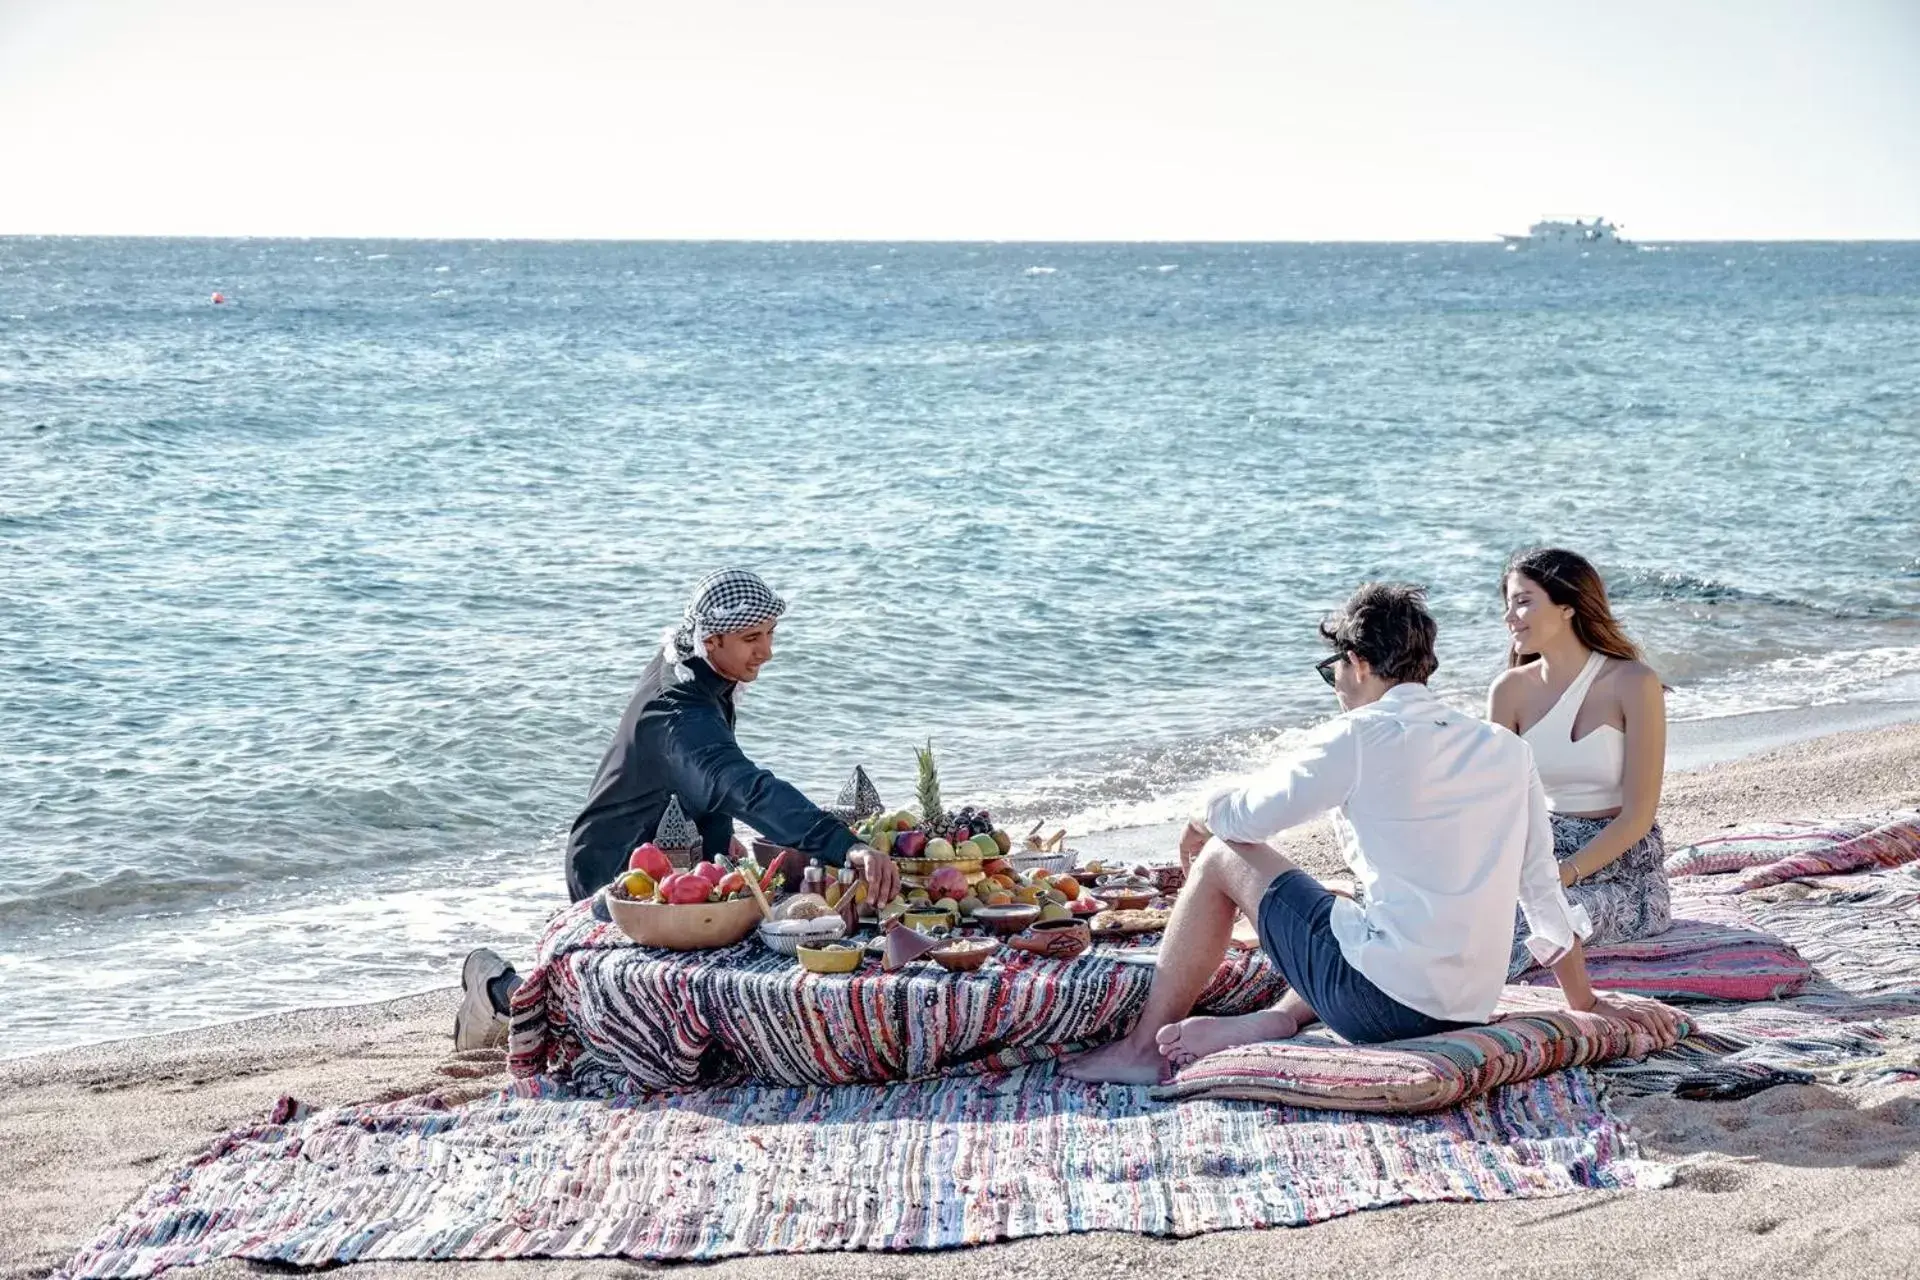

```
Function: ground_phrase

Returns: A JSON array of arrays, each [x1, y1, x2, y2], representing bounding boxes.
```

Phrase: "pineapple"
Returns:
[[915, 739, 948, 835]]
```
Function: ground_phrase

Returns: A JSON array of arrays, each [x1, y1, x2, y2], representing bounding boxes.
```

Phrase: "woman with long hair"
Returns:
[[1489, 548, 1671, 976]]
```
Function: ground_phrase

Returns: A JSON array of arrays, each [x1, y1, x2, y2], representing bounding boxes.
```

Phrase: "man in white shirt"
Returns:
[[1067, 583, 1678, 1085]]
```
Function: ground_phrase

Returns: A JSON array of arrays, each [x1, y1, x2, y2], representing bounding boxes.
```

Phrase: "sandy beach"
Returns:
[[7, 720, 1918, 1280]]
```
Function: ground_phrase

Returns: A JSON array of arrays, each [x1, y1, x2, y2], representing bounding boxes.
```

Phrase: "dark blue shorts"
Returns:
[[1256, 869, 1471, 1045]]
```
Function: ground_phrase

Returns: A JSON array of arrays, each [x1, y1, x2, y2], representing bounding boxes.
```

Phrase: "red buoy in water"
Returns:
[[211, 291, 226, 304]]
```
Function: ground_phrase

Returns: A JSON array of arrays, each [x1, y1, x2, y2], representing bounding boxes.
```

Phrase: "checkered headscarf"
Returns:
[[664, 568, 787, 665]]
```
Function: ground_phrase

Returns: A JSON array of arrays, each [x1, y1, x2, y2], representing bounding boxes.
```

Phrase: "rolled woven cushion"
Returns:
[[1152, 986, 1687, 1114], [1663, 815, 1898, 879], [1514, 915, 1811, 1002], [1726, 812, 1920, 891]]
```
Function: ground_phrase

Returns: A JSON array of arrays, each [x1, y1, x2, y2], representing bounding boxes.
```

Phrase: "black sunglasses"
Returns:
[[1315, 652, 1343, 687]]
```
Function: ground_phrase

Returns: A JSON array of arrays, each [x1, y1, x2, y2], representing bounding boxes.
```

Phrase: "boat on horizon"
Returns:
[[1501, 216, 1632, 251]]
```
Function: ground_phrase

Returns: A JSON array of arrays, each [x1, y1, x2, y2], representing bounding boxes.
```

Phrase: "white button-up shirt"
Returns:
[[1203, 683, 1592, 1023]]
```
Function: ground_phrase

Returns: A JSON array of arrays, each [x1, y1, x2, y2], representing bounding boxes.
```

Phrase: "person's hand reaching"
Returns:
[[852, 845, 899, 907]]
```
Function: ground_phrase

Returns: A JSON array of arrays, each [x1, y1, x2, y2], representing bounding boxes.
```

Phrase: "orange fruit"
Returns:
[[986, 890, 1014, 907], [1055, 875, 1080, 901]]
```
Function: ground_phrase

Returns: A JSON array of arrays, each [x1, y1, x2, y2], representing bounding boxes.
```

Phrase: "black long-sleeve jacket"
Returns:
[[563, 656, 857, 901]]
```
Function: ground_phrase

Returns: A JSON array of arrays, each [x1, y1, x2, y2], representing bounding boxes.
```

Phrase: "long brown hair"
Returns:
[[1503, 548, 1642, 669]]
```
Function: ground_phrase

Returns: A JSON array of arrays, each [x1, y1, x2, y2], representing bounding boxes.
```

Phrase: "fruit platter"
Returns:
[[850, 744, 1010, 893], [601, 743, 1184, 969]]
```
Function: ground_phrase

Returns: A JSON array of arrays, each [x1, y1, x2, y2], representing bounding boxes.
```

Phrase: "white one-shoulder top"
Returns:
[[1521, 651, 1626, 813]]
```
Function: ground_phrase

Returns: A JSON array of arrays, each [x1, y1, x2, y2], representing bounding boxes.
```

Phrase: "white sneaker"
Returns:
[[453, 947, 512, 1051]]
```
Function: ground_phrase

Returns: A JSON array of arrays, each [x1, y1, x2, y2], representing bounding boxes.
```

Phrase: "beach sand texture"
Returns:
[[6, 723, 1918, 1280]]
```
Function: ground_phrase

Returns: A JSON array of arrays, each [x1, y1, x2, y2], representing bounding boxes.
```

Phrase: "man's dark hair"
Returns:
[[1318, 583, 1439, 685]]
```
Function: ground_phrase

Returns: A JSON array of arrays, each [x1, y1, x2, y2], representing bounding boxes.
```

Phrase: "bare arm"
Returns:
[[1550, 938, 1598, 1010], [1561, 666, 1666, 885]]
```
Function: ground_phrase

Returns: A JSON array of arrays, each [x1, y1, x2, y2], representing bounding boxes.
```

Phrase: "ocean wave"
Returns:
[[1610, 568, 1827, 612], [0, 866, 256, 920], [1665, 644, 1920, 721], [1609, 567, 1910, 622]]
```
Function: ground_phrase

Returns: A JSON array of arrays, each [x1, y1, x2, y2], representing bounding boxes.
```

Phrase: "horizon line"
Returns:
[[6, 232, 1920, 245]]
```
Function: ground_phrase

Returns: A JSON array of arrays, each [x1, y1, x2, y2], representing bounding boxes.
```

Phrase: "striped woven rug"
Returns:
[[1600, 866, 1920, 1096], [63, 1064, 1657, 1277]]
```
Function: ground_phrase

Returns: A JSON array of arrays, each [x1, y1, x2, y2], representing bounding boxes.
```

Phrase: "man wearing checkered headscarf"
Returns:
[[549, 571, 890, 901], [662, 567, 788, 670], [557, 568, 894, 902], [455, 569, 899, 1048]]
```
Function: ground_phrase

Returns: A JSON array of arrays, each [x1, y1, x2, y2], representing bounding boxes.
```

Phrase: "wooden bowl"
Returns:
[[929, 938, 1000, 972], [797, 942, 865, 974], [605, 893, 762, 951]]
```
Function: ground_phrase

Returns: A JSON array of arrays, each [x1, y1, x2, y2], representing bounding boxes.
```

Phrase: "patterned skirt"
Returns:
[[1508, 814, 1672, 978]]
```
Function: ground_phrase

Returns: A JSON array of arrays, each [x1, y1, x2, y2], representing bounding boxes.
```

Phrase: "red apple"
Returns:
[[661, 872, 712, 905], [691, 860, 726, 885], [628, 843, 673, 881], [894, 830, 928, 858]]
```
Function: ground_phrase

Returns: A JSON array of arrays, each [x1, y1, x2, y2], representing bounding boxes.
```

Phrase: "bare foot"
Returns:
[[1061, 1036, 1168, 1085], [1154, 1008, 1300, 1069]]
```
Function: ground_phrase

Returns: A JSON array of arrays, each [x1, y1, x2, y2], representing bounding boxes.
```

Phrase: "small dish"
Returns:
[[929, 937, 1000, 972], [796, 942, 865, 974], [971, 903, 1042, 935]]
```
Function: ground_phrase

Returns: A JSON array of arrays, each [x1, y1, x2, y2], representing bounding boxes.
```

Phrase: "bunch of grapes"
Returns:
[[949, 806, 994, 836]]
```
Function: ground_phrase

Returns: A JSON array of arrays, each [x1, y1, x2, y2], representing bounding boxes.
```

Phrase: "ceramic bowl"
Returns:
[[971, 903, 1042, 935], [757, 915, 848, 956], [1007, 917, 1092, 960], [903, 908, 957, 933], [1102, 888, 1157, 911], [1147, 864, 1187, 895], [605, 892, 762, 951], [796, 942, 865, 974], [929, 937, 1000, 973]]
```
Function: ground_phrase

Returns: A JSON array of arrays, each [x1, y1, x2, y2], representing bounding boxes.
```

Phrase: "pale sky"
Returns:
[[2, 0, 1916, 240]]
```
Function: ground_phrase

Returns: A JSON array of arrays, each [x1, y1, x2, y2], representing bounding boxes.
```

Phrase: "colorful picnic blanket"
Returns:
[[508, 903, 1286, 1092], [62, 1063, 1660, 1277]]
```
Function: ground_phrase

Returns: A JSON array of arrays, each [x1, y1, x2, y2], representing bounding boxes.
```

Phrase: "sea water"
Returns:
[[2, 239, 1916, 1054]]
